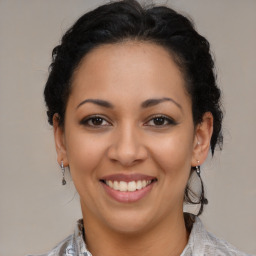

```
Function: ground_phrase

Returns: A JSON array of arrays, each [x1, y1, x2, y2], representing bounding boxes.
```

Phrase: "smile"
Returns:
[[104, 180, 154, 192], [100, 174, 157, 203]]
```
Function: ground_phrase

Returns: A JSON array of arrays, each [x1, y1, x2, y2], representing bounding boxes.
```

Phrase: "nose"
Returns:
[[107, 124, 148, 167]]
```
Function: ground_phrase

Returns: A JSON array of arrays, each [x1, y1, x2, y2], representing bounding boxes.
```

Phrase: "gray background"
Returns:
[[0, 1, 255, 255]]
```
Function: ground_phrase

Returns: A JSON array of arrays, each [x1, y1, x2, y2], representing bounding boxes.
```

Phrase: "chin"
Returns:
[[101, 207, 160, 235], [108, 218, 149, 234]]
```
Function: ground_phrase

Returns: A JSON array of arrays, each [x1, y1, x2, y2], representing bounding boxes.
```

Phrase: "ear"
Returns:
[[53, 114, 69, 167], [191, 112, 213, 167]]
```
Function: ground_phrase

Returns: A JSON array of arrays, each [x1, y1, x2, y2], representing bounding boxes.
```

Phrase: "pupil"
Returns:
[[154, 117, 164, 125], [92, 117, 103, 125]]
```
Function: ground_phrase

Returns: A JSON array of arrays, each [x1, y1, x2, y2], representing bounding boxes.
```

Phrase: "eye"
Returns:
[[80, 115, 111, 127], [145, 115, 176, 127]]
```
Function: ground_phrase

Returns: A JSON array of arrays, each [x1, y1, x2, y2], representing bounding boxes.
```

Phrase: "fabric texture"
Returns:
[[28, 217, 253, 256]]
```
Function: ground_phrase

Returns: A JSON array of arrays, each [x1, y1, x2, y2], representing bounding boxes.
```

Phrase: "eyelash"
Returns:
[[144, 115, 177, 127], [80, 115, 111, 127], [80, 115, 177, 128]]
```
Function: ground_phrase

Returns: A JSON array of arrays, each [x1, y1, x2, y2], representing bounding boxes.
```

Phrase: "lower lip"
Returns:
[[102, 182, 154, 203]]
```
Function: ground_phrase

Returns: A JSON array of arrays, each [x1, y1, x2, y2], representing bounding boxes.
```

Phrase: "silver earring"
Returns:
[[60, 161, 66, 185], [194, 161, 208, 214], [195, 160, 200, 177], [195, 166, 201, 177]]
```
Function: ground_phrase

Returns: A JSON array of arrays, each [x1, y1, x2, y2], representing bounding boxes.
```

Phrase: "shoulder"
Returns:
[[184, 217, 254, 256], [26, 234, 74, 256], [26, 219, 89, 256], [205, 231, 252, 256]]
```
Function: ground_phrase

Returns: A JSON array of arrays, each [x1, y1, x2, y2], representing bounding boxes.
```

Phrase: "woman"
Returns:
[[33, 0, 251, 255]]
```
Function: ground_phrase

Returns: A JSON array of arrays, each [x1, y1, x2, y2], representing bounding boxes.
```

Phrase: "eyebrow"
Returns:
[[76, 99, 114, 109], [76, 97, 182, 110], [141, 97, 182, 110]]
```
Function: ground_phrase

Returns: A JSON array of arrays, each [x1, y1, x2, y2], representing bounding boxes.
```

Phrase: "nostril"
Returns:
[[106, 138, 148, 166]]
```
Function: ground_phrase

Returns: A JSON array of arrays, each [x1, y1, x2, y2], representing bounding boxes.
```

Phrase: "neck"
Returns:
[[82, 209, 189, 256]]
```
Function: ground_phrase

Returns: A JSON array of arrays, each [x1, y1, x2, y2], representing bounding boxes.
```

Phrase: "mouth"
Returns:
[[100, 179, 157, 192], [99, 174, 157, 203]]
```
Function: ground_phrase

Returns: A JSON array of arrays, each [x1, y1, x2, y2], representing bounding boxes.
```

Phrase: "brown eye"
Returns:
[[145, 115, 176, 127], [80, 115, 111, 127], [153, 117, 166, 125], [91, 117, 104, 125]]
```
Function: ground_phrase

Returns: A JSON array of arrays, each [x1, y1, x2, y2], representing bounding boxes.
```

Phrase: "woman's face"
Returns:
[[54, 41, 211, 234]]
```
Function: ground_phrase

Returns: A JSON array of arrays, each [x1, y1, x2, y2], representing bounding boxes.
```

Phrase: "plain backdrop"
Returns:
[[0, 1, 255, 255]]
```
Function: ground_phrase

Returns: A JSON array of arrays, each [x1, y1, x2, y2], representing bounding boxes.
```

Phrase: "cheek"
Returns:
[[65, 131, 107, 179], [150, 130, 194, 172], [153, 133, 194, 207], [148, 128, 194, 201]]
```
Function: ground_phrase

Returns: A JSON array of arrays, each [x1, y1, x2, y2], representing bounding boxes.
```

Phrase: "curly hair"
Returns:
[[44, 0, 223, 229]]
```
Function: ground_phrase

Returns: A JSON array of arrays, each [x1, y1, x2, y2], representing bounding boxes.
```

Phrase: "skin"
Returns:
[[53, 41, 213, 256]]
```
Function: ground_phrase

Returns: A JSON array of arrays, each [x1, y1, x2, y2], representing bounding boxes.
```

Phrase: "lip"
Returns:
[[100, 173, 156, 182], [100, 173, 157, 203]]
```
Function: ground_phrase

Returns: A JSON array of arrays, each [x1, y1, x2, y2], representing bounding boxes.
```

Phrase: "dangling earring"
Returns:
[[194, 160, 208, 215], [60, 161, 67, 185], [195, 166, 201, 177]]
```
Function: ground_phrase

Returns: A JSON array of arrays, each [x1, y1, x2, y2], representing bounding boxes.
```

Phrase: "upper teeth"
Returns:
[[105, 180, 152, 192]]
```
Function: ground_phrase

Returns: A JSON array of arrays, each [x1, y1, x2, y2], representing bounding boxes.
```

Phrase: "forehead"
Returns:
[[70, 41, 190, 107]]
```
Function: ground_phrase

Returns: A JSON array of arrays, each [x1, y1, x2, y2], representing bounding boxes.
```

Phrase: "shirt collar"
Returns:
[[74, 219, 92, 256], [74, 217, 205, 256]]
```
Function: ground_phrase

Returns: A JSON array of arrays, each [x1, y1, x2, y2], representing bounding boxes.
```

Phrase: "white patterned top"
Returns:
[[28, 217, 254, 256]]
